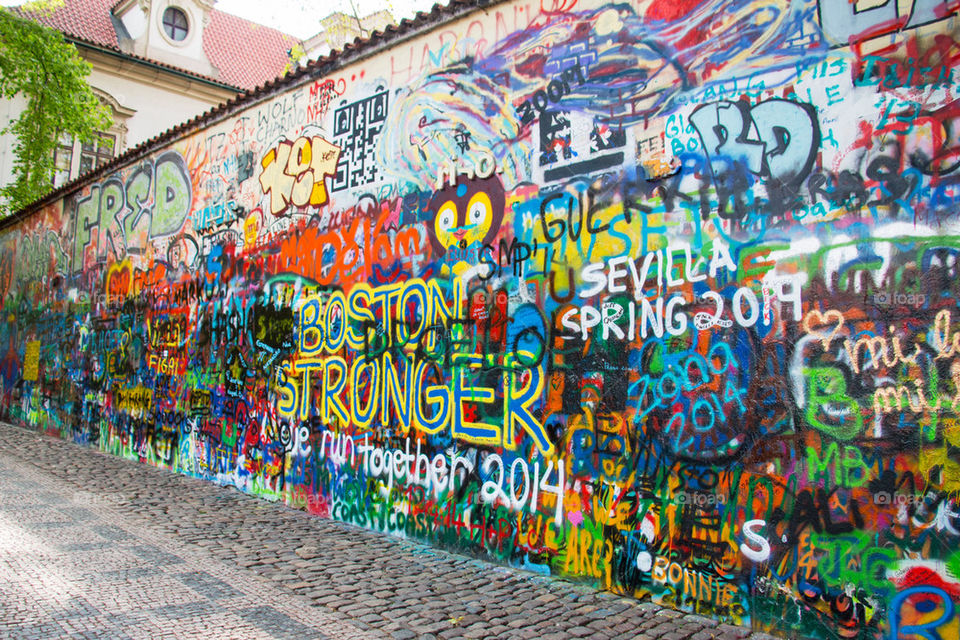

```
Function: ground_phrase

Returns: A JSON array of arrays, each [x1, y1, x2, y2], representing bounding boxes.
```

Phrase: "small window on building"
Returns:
[[52, 131, 117, 187], [162, 7, 189, 42], [53, 134, 73, 187], [81, 132, 116, 171]]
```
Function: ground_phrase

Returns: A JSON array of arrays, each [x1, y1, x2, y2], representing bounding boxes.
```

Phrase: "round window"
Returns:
[[162, 7, 189, 42]]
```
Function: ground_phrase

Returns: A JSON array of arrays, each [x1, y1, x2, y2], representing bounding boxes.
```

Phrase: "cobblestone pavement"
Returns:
[[0, 423, 780, 640]]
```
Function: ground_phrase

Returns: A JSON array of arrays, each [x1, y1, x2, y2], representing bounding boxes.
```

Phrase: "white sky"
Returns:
[[1, 1, 449, 39], [215, 0, 447, 38]]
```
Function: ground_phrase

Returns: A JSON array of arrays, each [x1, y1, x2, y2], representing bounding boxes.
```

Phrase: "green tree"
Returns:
[[0, 3, 111, 215]]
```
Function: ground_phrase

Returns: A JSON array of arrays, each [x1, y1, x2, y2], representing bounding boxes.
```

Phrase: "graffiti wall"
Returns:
[[5, 0, 960, 636]]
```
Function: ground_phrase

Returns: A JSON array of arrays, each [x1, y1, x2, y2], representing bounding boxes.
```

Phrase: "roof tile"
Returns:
[[204, 10, 299, 90], [16, 0, 119, 48]]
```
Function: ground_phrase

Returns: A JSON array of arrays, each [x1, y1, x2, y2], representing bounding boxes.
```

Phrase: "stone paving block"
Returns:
[[26, 521, 73, 530], [128, 544, 186, 565], [58, 542, 112, 552], [174, 571, 242, 600], [631, 601, 661, 615], [586, 617, 613, 630], [148, 602, 218, 619], [685, 613, 722, 628], [459, 621, 488, 637], [98, 567, 161, 580], [565, 625, 595, 637], [90, 525, 131, 540], [642, 620, 684, 636], [237, 605, 329, 639], [716, 623, 753, 638]]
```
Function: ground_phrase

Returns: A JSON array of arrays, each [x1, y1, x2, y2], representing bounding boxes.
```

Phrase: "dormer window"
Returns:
[[162, 7, 189, 42]]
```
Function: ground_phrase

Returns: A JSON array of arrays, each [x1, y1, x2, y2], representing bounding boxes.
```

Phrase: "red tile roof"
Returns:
[[204, 10, 299, 91], [15, 0, 120, 48], [13, 0, 299, 91]]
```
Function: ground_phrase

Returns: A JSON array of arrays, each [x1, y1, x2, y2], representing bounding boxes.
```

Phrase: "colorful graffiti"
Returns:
[[4, 1, 960, 637]]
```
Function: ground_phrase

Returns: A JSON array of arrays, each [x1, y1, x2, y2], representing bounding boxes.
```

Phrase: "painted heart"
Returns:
[[802, 308, 845, 351], [105, 262, 132, 302]]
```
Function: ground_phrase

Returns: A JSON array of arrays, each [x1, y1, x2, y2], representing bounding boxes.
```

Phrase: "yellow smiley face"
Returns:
[[427, 175, 505, 257], [432, 192, 493, 249]]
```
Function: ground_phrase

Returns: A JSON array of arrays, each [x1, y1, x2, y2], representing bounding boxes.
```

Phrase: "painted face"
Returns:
[[434, 190, 494, 248], [427, 175, 505, 256]]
